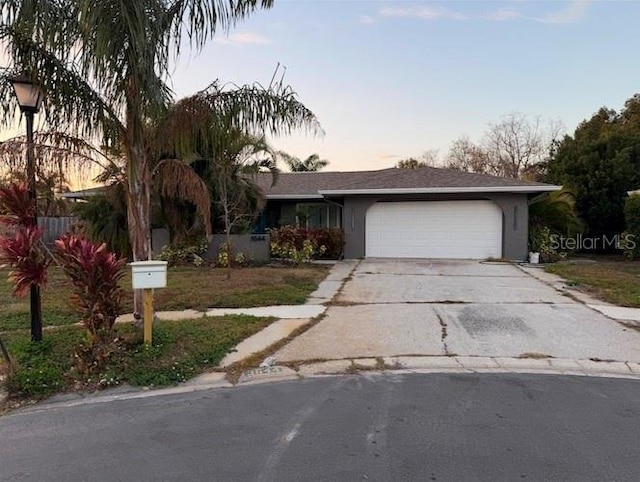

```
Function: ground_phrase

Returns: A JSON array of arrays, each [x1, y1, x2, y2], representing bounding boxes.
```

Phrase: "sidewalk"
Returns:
[[518, 264, 640, 326]]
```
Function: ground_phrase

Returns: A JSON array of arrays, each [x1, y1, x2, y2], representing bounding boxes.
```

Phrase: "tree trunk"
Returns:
[[124, 78, 153, 324], [126, 162, 152, 319], [225, 224, 232, 280]]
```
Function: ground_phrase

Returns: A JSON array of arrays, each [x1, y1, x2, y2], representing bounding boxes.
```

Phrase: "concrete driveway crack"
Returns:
[[436, 312, 449, 355]]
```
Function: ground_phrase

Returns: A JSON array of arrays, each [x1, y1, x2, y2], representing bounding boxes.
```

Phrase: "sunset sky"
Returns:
[[3, 0, 640, 174]]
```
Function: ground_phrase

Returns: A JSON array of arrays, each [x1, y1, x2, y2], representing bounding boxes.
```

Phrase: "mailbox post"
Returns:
[[130, 261, 168, 345]]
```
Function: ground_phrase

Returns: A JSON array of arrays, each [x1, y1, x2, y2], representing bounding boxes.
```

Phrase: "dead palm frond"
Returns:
[[154, 159, 212, 237]]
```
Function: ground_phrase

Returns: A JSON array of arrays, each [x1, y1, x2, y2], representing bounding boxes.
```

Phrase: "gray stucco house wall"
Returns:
[[341, 192, 530, 260]]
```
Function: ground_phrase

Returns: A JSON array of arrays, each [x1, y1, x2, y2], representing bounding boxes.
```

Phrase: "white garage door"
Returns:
[[365, 201, 503, 259]]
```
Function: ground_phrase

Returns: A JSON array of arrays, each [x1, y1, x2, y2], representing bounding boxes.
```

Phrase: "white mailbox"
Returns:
[[130, 260, 168, 289]]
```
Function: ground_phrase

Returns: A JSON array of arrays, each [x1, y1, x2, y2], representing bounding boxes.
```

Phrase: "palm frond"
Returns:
[[165, 0, 274, 54], [155, 159, 212, 237], [530, 188, 585, 235], [150, 80, 322, 160], [0, 131, 119, 183]]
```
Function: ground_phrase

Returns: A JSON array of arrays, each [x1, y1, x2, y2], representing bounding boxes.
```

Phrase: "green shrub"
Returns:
[[158, 239, 208, 267], [310, 228, 344, 259], [73, 188, 131, 258], [624, 195, 640, 259], [270, 230, 325, 264], [269, 226, 343, 262], [529, 225, 566, 263], [215, 243, 248, 267]]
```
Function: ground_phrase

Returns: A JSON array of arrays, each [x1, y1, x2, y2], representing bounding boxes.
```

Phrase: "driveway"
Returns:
[[275, 259, 640, 363]]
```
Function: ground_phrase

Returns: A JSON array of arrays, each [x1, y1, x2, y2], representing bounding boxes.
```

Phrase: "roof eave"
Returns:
[[265, 194, 325, 200], [317, 185, 562, 196]]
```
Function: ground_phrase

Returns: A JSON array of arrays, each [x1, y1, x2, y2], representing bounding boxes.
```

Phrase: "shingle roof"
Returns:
[[255, 166, 558, 198], [61, 166, 559, 201], [252, 168, 397, 198]]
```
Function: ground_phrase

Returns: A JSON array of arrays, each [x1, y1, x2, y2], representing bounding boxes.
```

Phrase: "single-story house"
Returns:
[[252, 167, 560, 261], [61, 166, 560, 261]]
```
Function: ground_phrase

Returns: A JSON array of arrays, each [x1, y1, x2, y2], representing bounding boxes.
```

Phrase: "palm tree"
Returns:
[[277, 151, 329, 172], [529, 188, 584, 236], [0, 1, 321, 314], [206, 130, 278, 278]]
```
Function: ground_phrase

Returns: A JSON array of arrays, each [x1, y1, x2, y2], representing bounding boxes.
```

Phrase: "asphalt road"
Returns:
[[1, 373, 639, 481]]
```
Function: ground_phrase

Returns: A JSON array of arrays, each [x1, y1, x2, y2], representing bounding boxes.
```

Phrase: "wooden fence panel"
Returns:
[[38, 217, 78, 244]]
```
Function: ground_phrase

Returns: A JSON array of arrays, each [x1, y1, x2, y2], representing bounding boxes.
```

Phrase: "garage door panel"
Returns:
[[365, 201, 502, 259]]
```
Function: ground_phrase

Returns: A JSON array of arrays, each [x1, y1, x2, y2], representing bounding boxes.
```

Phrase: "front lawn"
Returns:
[[1, 315, 274, 401], [0, 264, 330, 330], [0, 263, 330, 406], [546, 256, 640, 307]]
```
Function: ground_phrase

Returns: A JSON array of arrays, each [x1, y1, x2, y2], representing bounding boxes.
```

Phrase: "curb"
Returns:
[[237, 356, 640, 384], [5, 356, 639, 414]]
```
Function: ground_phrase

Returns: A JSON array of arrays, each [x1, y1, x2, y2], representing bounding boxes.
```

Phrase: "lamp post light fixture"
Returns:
[[9, 74, 44, 342]]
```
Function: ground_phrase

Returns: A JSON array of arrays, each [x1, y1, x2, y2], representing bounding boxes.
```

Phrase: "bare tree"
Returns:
[[484, 113, 546, 178], [445, 136, 493, 174], [445, 114, 563, 179]]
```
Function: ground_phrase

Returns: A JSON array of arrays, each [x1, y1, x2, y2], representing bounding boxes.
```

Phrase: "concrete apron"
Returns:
[[273, 259, 640, 369]]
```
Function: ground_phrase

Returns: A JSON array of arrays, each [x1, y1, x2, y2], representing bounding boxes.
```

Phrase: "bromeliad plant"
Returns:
[[54, 235, 127, 345]]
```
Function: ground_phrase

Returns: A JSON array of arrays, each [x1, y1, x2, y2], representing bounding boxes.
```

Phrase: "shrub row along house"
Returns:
[[252, 166, 559, 260], [63, 166, 560, 261]]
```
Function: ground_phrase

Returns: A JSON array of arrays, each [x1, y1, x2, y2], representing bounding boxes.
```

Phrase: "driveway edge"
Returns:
[[284, 356, 640, 380], [9, 356, 639, 415]]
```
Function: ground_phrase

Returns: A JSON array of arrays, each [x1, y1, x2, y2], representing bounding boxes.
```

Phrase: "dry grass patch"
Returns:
[[0, 264, 330, 331], [546, 257, 640, 307]]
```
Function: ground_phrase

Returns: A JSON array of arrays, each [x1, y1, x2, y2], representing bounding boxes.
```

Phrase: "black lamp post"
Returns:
[[9, 74, 44, 342]]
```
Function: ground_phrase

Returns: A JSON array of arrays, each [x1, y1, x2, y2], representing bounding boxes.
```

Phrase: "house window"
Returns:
[[296, 203, 342, 229]]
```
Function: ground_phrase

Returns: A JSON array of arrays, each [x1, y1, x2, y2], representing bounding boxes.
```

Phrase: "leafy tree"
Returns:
[[278, 152, 329, 172], [623, 194, 640, 259], [0, 2, 321, 315], [547, 98, 640, 237], [396, 150, 440, 169], [396, 158, 428, 169], [73, 185, 131, 258]]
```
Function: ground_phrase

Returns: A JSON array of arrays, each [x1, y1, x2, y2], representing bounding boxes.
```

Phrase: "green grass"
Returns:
[[0, 270, 79, 330], [0, 263, 330, 403], [546, 256, 640, 307], [2, 326, 85, 398], [208, 275, 321, 308], [154, 265, 329, 311], [2, 315, 274, 399], [0, 264, 329, 331]]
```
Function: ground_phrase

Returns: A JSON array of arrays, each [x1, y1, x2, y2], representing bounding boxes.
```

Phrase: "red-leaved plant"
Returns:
[[0, 182, 35, 227], [0, 226, 51, 297], [0, 183, 49, 297], [54, 235, 127, 344]]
